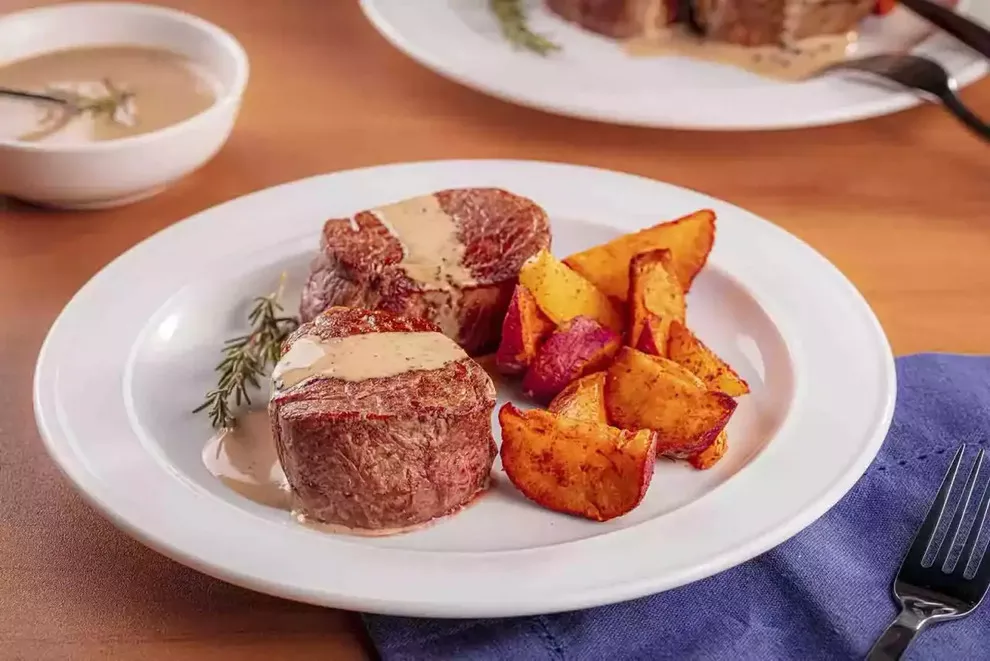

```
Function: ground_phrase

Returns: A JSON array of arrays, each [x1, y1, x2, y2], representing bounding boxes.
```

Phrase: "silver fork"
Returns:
[[867, 445, 990, 660], [824, 54, 990, 142]]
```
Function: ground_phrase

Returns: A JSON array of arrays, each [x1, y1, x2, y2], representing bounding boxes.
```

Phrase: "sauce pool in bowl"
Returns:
[[0, 45, 220, 144]]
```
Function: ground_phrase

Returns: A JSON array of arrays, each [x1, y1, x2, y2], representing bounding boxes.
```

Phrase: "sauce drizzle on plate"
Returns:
[[626, 28, 856, 82]]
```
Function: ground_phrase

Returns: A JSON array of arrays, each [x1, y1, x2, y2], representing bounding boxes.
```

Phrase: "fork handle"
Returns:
[[937, 90, 990, 142], [899, 0, 990, 61], [866, 608, 929, 661]]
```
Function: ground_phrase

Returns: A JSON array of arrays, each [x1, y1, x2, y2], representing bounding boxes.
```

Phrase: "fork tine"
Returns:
[[963, 455, 990, 580], [936, 449, 984, 571], [905, 445, 965, 567]]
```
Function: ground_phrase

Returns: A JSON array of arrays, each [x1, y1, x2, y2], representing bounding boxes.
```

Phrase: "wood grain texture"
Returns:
[[1, 1, 988, 659]]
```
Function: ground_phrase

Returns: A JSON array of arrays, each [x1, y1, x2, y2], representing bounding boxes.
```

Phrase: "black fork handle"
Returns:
[[866, 608, 929, 661], [937, 90, 990, 142], [899, 0, 990, 61]]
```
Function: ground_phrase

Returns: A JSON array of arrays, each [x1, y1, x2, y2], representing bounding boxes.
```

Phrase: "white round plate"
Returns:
[[359, 0, 988, 130], [34, 160, 895, 617]]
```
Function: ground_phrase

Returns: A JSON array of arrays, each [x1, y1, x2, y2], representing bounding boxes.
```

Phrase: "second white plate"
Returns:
[[34, 160, 895, 617], [360, 0, 988, 130]]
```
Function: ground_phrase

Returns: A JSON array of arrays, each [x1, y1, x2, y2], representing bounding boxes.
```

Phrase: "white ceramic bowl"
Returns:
[[0, 2, 249, 209]]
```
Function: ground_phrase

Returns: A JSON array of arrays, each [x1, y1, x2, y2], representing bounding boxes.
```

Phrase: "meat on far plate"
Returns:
[[545, 0, 877, 47]]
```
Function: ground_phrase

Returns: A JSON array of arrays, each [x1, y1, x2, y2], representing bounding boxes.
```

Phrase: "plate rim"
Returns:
[[358, 0, 989, 131], [33, 159, 897, 617]]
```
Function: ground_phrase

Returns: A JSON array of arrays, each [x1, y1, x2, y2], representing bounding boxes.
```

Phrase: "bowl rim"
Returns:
[[0, 1, 250, 153]]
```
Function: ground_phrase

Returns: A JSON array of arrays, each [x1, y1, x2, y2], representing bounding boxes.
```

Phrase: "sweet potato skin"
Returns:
[[519, 249, 623, 332], [605, 347, 737, 457], [689, 430, 728, 470], [548, 371, 609, 425], [522, 316, 621, 404], [628, 249, 685, 348], [495, 285, 556, 376], [564, 209, 716, 300], [498, 403, 657, 522], [666, 320, 750, 396]]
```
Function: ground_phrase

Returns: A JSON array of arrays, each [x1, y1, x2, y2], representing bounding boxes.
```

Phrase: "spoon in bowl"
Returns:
[[0, 81, 136, 130], [0, 85, 73, 108]]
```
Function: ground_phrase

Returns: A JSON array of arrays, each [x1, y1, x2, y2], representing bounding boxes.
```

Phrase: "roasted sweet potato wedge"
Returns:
[[635, 314, 668, 358], [548, 371, 609, 425], [522, 316, 621, 404], [689, 430, 728, 470], [519, 249, 623, 332], [564, 209, 716, 299], [628, 249, 685, 348], [605, 347, 737, 457], [495, 285, 557, 376], [499, 403, 657, 522], [666, 320, 750, 396]]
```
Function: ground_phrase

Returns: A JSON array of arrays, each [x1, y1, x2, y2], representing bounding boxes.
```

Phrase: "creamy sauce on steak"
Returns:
[[370, 194, 474, 339], [371, 194, 474, 289], [626, 28, 855, 81], [202, 410, 291, 510], [272, 331, 468, 391]]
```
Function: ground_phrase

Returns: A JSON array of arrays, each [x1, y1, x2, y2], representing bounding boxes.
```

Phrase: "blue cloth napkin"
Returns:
[[363, 354, 990, 661]]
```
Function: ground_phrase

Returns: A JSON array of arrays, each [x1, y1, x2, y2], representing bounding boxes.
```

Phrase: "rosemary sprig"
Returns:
[[76, 78, 135, 120], [47, 78, 136, 125], [194, 278, 299, 430], [490, 0, 561, 56]]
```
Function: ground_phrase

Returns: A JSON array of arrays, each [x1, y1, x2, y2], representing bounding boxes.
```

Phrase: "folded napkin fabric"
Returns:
[[364, 354, 990, 661]]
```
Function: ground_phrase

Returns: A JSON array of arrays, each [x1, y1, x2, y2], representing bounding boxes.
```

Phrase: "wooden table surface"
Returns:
[[1, 1, 988, 659]]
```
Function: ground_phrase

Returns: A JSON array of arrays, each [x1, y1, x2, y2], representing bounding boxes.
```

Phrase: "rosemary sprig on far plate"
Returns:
[[490, 0, 561, 56], [194, 279, 299, 430]]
